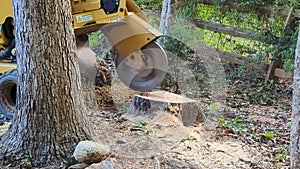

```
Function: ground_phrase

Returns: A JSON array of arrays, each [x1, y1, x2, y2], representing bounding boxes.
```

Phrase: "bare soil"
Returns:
[[85, 76, 291, 169], [0, 79, 291, 169], [0, 56, 292, 169]]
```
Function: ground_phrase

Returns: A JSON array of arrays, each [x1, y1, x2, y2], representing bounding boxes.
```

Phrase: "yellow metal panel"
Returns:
[[0, 1, 13, 24], [0, 28, 5, 45], [101, 13, 162, 57], [0, 0, 163, 63], [0, 62, 16, 74], [0, 25, 10, 46], [71, 0, 101, 13], [73, 0, 127, 28]]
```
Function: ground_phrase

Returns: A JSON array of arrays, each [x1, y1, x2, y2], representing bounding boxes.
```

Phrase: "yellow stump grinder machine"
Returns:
[[0, 0, 168, 119]]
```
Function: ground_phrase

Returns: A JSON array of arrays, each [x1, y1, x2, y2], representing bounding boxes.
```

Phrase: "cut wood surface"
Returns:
[[139, 91, 197, 103], [126, 91, 205, 127]]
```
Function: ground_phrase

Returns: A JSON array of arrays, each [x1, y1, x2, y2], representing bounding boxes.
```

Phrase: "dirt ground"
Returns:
[[83, 74, 291, 169], [0, 58, 292, 169], [0, 82, 291, 169], [0, 66, 292, 169]]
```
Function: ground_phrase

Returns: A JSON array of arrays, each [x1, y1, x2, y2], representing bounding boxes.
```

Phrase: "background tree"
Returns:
[[0, 0, 92, 167], [159, 0, 172, 34], [291, 24, 300, 169]]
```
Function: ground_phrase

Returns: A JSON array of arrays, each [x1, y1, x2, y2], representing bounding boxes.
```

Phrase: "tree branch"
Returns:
[[191, 19, 271, 43], [199, 0, 300, 18]]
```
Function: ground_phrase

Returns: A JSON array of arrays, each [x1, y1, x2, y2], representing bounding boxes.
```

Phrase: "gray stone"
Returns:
[[86, 158, 122, 169], [73, 140, 111, 163], [68, 163, 90, 169]]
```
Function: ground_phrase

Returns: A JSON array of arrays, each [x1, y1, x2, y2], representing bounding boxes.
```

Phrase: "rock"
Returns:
[[73, 140, 111, 163], [86, 158, 122, 169], [68, 163, 90, 169], [167, 159, 198, 169]]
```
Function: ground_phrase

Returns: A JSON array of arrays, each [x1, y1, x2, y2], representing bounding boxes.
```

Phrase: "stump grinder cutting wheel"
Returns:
[[115, 41, 168, 91]]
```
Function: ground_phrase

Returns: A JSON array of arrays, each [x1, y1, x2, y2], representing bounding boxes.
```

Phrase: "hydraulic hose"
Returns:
[[0, 39, 15, 60]]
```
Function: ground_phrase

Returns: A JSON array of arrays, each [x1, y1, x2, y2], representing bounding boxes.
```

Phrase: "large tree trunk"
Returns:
[[0, 0, 92, 167], [291, 25, 300, 169]]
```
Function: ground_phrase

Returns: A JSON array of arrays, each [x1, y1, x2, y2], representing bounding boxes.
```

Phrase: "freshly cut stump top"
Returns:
[[126, 90, 205, 127], [139, 91, 197, 104]]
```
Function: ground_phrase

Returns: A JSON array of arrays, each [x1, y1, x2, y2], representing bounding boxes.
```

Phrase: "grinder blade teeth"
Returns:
[[115, 41, 168, 91]]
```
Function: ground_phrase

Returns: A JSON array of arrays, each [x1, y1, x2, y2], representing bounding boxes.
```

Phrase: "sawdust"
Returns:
[[0, 59, 290, 168], [89, 112, 274, 169], [0, 89, 288, 169]]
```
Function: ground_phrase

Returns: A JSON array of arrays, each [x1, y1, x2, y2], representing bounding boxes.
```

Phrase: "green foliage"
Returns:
[[275, 162, 285, 168], [178, 0, 299, 72], [89, 31, 112, 59], [177, 0, 199, 18], [224, 60, 292, 106], [89, 31, 107, 48], [274, 144, 290, 168], [146, 128, 156, 136], [167, 19, 205, 49], [159, 35, 211, 96], [130, 120, 147, 131], [160, 36, 192, 60], [209, 103, 219, 114], [235, 0, 299, 7], [129, 121, 157, 136], [186, 136, 197, 141], [20, 158, 32, 168], [119, 125, 126, 130], [245, 132, 260, 140], [263, 132, 275, 139], [134, 0, 163, 10], [189, 3, 268, 60], [220, 118, 248, 135]]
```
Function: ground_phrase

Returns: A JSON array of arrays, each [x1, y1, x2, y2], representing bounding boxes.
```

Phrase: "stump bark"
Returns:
[[126, 91, 205, 126]]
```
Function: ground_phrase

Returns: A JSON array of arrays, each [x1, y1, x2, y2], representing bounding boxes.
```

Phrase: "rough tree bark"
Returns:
[[159, 0, 188, 34], [291, 24, 300, 169], [159, 0, 172, 35], [0, 0, 92, 167]]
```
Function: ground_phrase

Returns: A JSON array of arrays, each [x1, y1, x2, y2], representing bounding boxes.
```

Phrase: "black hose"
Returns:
[[0, 39, 15, 60], [3, 17, 14, 40]]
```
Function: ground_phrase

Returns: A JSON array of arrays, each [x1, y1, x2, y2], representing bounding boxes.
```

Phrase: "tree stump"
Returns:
[[126, 91, 205, 127]]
